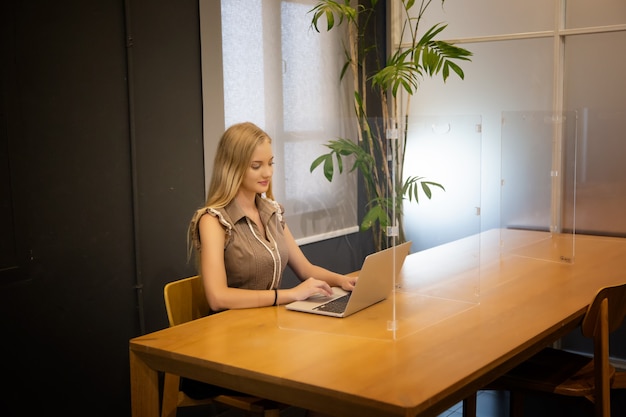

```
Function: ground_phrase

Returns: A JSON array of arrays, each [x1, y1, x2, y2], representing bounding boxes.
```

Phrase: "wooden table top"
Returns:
[[130, 229, 626, 417]]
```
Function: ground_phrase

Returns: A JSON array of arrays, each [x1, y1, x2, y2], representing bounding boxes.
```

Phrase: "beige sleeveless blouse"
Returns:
[[189, 195, 288, 291]]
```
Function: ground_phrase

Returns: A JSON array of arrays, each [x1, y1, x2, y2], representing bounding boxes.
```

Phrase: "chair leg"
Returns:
[[463, 393, 477, 417], [594, 298, 611, 417], [161, 373, 180, 417]]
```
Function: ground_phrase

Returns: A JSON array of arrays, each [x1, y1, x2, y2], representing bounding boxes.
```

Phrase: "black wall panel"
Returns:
[[1, 1, 138, 415], [127, 0, 205, 335], [1, 0, 205, 415]]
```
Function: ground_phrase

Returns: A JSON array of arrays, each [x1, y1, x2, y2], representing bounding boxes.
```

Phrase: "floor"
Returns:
[[179, 388, 626, 417]]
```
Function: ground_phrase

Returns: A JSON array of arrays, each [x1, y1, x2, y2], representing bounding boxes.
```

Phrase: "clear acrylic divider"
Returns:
[[395, 115, 482, 338], [277, 115, 482, 341], [567, 108, 626, 237], [499, 111, 577, 271]]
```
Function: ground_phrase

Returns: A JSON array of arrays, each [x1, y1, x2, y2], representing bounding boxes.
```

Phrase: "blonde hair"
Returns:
[[187, 122, 275, 264], [205, 122, 274, 207]]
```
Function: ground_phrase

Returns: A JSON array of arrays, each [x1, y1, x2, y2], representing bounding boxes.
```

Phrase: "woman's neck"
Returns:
[[234, 192, 257, 212]]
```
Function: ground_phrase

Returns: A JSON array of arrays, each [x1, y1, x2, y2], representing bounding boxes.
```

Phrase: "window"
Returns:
[[200, 0, 358, 244]]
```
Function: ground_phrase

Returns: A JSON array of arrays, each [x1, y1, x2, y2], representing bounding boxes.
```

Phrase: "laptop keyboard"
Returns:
[[313, 293, 351, 313]]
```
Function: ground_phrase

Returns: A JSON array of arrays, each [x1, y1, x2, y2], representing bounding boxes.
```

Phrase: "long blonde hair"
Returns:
[[187, 122, 275, 263], [206, 122, 274, 207]]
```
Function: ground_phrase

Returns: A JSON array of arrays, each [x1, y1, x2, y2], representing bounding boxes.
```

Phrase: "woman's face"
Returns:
[[240, 139, 274, 196]]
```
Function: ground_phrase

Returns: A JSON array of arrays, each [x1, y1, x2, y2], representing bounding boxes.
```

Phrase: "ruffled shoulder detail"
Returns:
[[262, 197, 284, 226], [207, 207, 233, 232], [189, 207, 233, 252]]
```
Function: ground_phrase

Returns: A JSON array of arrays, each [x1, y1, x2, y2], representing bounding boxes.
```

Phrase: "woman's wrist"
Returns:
[[272, 289, 278, 306], [277, 288, 297, 305]]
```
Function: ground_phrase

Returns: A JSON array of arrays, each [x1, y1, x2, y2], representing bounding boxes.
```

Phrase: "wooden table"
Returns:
[[129, 229, 626, 417]]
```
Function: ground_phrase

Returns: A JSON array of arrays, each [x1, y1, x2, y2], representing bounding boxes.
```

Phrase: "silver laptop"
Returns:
[[285, 241, 412, 318]]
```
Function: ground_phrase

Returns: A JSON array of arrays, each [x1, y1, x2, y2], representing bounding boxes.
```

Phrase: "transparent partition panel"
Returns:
[[277, 115, 482, 341], [399, 115, 482, 326], [500, 111, 577, 264], [566, 108, 626, 238], [276, 115, 408, 341], [563, 31, 626, 238], [403, 115, 483, 254]]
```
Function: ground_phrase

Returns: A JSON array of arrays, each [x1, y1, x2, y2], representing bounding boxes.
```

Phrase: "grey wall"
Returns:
[[1, 2, 366, 416]]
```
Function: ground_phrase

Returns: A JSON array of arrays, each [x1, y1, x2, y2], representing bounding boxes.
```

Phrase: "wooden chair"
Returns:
[[465, 283, 626, 417], [162, 275, 282, 417]]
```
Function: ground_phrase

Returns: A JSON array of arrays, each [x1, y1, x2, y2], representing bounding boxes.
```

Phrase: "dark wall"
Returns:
[[0, 1, 366, 416], [3, 1, 138, 416], [1, 0, 202, 415], [126, 0, 206, 335]]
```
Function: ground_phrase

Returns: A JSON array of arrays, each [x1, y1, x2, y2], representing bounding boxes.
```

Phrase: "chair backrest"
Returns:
[[580, 283, 626, 416], [581, 283, 626, 338], [164, 275, 210, 327]]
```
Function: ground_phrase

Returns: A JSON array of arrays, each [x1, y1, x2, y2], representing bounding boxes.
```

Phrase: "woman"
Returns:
[[188, 122, 356, 313]]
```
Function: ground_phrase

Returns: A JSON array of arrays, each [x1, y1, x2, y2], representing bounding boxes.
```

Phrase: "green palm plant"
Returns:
[[309, 0, 472, 251]]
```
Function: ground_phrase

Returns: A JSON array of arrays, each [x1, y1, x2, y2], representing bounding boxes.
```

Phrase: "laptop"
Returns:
[[285, 241, 412, 318]]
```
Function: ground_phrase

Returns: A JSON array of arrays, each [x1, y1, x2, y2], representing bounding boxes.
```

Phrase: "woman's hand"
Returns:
[[338, 275, 358, 292], [289, 277, 333, 301]]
